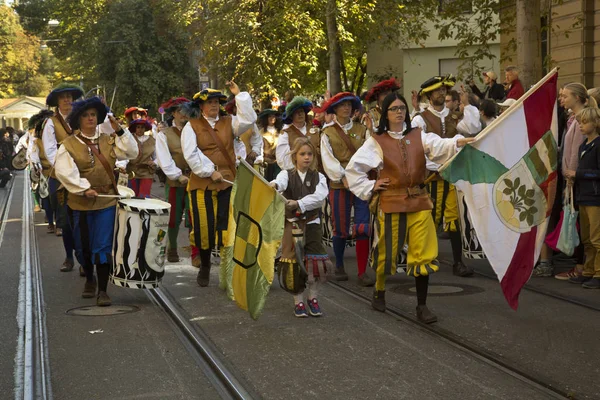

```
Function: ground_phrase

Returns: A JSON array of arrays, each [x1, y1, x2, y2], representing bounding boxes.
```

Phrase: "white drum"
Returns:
[[111, 198, 171, 289], [457, 190, 487, 259]]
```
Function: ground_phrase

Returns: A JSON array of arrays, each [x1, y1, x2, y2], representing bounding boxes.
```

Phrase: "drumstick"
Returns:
[[222, 179, 235, 185], [96, 194, 130, 198]]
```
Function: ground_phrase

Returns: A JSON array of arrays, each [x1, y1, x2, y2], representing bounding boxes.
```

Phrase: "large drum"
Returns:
[[457, 190, 486, 259], [111, 198, 171, 289]]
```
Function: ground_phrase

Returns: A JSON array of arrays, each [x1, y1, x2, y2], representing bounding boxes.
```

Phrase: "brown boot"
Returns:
[[97, 291, 112, 307], [416, 305, 438, 324], [334, 266, 349, 281], [82, 280, 97, 298], [55, 227, 63, 237], [357, 273, 375, 287], [47, 223, 55, 234], [167, 248, 179, 263], [372, 290, 386, 312], [197, 265, 211, 287], [60, 258, 74, 272], [191, 255, 201, 268]]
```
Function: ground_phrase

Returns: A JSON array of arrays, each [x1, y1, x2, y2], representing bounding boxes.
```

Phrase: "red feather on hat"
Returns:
[[365, 78, 401, 102]]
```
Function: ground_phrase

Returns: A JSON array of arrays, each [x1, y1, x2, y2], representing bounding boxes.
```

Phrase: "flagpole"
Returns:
[[437, 67, 559, 175], [237, 157, 288, 203]]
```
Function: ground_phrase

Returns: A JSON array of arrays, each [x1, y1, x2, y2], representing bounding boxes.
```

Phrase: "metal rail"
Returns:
[[327, 280, 569, 400], [146, 287, 257, 400]]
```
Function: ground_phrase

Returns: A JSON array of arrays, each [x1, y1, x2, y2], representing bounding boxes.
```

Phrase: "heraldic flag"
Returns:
[[220, 159, 285, 319], [440, 69, 559, 310]]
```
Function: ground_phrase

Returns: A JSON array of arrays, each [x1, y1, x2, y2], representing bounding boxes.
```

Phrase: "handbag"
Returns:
[[556, 184, 579, 256], [38, 171, 49, 198]]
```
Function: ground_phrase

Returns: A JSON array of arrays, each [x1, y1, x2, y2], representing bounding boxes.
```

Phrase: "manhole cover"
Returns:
[[66, 305, 141, 316], [392, 283, 485, 296], [409, 285, 464, 294]]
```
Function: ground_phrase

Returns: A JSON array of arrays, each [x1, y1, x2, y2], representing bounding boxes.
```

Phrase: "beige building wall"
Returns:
[[367, 11, 502, 96]]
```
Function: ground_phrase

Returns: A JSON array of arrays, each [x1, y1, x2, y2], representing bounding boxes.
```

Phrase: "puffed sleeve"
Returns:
[[113, 129, 139, 160], [231, 92, 258, 136], [276, 132, 294, 170], [155, 131, 182, 180], [345, 137, 383, 202], [181, 121, 216, 178], [54, 145, 90, 195]]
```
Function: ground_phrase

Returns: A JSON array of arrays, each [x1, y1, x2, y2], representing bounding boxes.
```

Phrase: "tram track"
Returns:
[[15, 171, 53, 400], [327, 280, 570, 399], [145, 190, 258, 399]]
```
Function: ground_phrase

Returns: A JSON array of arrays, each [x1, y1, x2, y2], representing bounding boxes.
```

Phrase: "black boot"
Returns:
[[197, 250, 212, 287], [453, 261, 474, 277], [371, 290, 386, 312], [416, 305, 437, 324]]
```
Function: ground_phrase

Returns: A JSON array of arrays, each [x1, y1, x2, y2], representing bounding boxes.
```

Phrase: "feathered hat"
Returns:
[[160, 97, 190, 115], [319, 92, 361, 114], [46, 83, 84, 107], [27, 110, 54, 131], [257, 109, 279, 119], [124, 106, 148, 119], [420, 74, 456, 95], [66, 97, 108, 130], [365, 78, 401, 103], [129, 118, 152, 133], [282, 96, 313, 124], [180, 89, 228, 119]]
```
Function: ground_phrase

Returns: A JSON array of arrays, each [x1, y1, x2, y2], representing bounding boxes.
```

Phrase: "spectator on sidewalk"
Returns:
[[504, 66, 525, 100], [469, 71, 505, 101], [564, 107, 600, 289], [479, 99, 497, 128]]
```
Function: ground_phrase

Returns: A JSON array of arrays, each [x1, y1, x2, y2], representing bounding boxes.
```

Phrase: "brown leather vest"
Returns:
[[36, 138, 52, 178], [322, 123, 366, 189], [372, 129, 433, 213], [283, 169, 320, 220], [261, 128, 279, 164], [419, 109, 461, 139], [50, 114, 72, 144], [284, 124, 321, 155], [164, 127, 190, 188], [128, 136, 156, 179], [60, 134, 118, 211], [188, 116, 236, 191]]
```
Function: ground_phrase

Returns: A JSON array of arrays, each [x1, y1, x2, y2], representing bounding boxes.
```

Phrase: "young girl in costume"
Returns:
[[270, 137, 329, 317]]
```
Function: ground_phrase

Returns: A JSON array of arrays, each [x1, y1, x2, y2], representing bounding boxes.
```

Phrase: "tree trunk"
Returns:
[[326, 0, 342, 94], [516, 0, 542, 89], [355, 55, 367, 95]]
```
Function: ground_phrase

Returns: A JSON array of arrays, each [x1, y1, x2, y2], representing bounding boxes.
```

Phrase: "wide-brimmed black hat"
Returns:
[[66, 97, 108, 130], [46, 83, 84, 107]]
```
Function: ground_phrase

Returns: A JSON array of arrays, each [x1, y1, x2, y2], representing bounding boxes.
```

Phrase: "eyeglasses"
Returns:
[[388, 106, 407, 113]]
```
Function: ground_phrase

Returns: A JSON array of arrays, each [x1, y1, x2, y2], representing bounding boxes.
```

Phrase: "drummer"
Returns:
[[54, 97, 138, 306], [181, 82, 257, 287], [116, 119, 156, 198]]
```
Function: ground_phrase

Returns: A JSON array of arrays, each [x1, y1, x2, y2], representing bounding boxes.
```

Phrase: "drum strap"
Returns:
[[198, 117, 237, 173], [78, 135, 119, 194]]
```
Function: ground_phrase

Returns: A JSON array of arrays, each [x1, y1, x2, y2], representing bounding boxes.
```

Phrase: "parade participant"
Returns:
[[227, 98, 264, 169], [364, 78, 401, 132], [124, 106, 148, 123], [156, 97, 193, 263], [412, 75, 475, 277], [55, 97, 138, 306], [117, 119, 156, 198], [346, 92, 474, 322], [257, 108, 282, 181], [276, 96, 320, 171], [468, 71, 505, 101], [504, 66, 525, 100], [181, 82, 257, 287], [564, 107, 600, 288], [43, 83, 84, 272], [270, 137, 329, 317], [320, 92, 373, 286]]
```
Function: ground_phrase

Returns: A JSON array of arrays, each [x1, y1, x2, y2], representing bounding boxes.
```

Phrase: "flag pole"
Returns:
[[437, 67, 559, 175], [237, 157, 288, 203]]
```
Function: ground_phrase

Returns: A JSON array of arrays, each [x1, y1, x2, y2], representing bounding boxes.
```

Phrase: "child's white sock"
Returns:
[[308, 281, 320, 300], [293, 292, 304, 305]]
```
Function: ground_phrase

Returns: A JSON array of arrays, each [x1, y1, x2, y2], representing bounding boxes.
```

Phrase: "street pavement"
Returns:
[[1, 173, 598, 399]]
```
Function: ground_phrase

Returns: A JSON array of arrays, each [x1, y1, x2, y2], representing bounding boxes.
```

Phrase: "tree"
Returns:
[[516, 0, 542, 87], [0, 5, 43, 97], [326, 0, 342, 94]]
